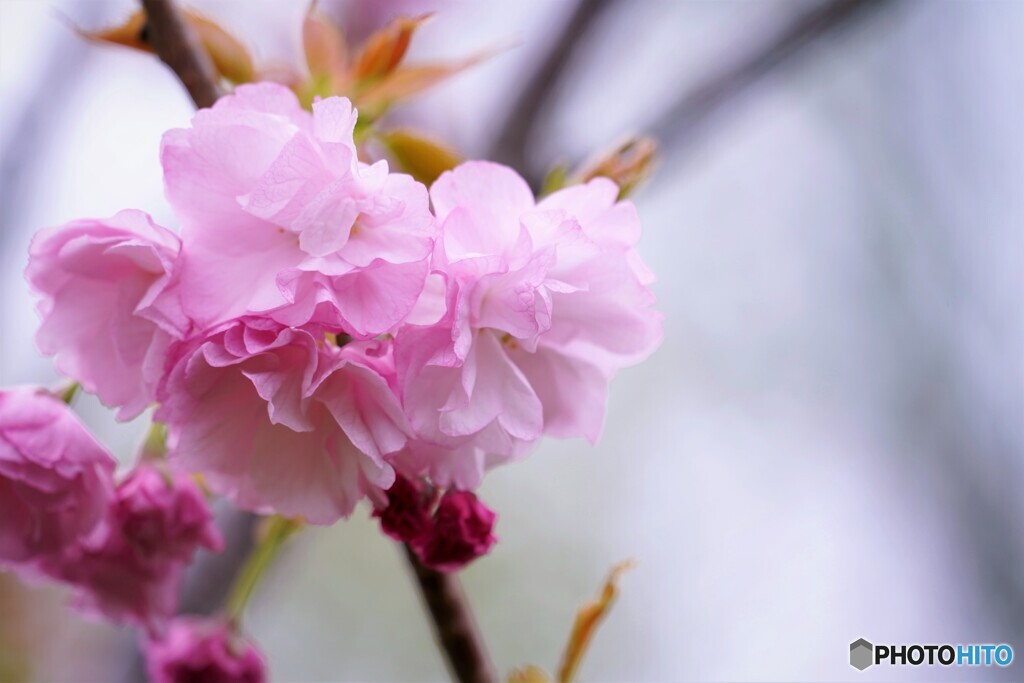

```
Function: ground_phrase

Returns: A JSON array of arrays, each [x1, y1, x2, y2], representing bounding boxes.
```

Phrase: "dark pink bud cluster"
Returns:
[[45, 464, 223, 633], [145, 616, 266, 683], [374, 474, 497, 572]]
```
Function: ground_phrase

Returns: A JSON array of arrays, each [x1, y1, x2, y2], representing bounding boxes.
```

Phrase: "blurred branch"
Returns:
[[0, 4, 100, 245], [488, 0, 616, 178], [649, 0, 894, 156], [139, 0, 222, 108], [403, 544, 498, 683]]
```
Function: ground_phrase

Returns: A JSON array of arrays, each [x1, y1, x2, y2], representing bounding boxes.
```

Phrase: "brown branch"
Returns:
[[649, 0, 894, 157], [488, 0, 616, 181], [403, 544, 498, 683], [140, 0, 222, 108]]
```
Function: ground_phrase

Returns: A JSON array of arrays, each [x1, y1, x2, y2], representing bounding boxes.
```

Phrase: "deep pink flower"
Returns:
[[47, 463, 222, 632], [26, 210, 188, 420], [161, 82, 435, 338], [111, 464, 223, 566], [372, 473, 433, 543], [0, 387, 115, 566], [156, 318, 409, 524], [52, 539, 182, 634], [395, 162, 662, 487], [413, 490, 497, 572], [145, 616, 266, 683]]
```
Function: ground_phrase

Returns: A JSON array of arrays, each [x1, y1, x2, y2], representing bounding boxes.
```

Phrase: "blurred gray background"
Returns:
[[1, 0, 1021, 681]]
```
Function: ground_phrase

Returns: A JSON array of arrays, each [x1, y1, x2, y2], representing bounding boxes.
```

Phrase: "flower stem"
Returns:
[[139, 421, 168, 461], [57, 381, 80, 405], [226, 515, 301, 621], [402, 543, 497, 683]]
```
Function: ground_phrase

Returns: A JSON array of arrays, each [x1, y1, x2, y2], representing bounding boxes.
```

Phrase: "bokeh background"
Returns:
[[1, 0, 1022, 681]]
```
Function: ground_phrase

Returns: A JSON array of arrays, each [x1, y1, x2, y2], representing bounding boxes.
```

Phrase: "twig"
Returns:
[[649, 0, 893, 156], [403, 544, 498, 683], [139, 0, 221, 108], [488, 0, 616, 179]]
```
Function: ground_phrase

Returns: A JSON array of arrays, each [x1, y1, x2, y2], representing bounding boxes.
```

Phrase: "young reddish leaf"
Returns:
[[380, 129, 462, 186], [76, 10, 150, 52], [186, 10, 254, 84], [352, 14, 433, 81], [556, 561, 635, 683], [575, 136, 658, 198], [77, 9, 253, 84], [356, 49, 496, 116], [304, 9, 349, 78], [576, 136, 658, 198], [507, 666, 554, 683]]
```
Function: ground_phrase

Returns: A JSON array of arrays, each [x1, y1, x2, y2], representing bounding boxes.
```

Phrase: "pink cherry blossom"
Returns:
[[145, 616, 266, 683], [394, 161, 662, 487], [0, 387, 116, 566], [156, 318, 410, 524], [26, 210, 188, 420], [161, 82, 435, 338], [47, 463, 222, 632]]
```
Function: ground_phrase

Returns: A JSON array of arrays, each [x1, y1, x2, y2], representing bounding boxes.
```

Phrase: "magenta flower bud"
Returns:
[[414, 490, 497, 572], [0, 386, 115, 566], [373, 474, 432, 543], [145, 617, 266, 683], [113, 464, 224, 566], [50, 464, 222, 632]]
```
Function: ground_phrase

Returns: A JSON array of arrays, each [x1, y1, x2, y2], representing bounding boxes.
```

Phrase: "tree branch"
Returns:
[[488, 0, 616, 178], [403, 544, 498, 683], [649, 0, 894, 156], [140, 0, 222, 108]]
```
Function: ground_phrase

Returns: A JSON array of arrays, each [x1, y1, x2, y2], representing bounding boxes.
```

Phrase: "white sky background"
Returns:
[[1, 1, 1022, 681]]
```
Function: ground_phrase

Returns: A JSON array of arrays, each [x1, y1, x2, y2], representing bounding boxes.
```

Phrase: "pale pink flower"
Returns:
[[157, 318, 409, 523], [161, 82, 435, 338], [145, 616, 266, 683], [0, 387, 116, 566], [47, 463, 222, 632], [26, 210, 188, 420], [395, 162, 662, 486]]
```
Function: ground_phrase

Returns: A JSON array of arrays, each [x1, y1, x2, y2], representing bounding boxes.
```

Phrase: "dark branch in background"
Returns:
[[488, 0, 616, 178], [489, 0, 894, 189], [139, 0, 222, 108], [0, 4, 101, 246], [648, 0, 893, 157], [403, 544, 498, 683]]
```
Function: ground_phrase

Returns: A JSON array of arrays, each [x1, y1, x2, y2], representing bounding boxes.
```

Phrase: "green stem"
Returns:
[[140, 421, 168, 461], [225, 515, 301, 620], [58, 381, 80, 405]]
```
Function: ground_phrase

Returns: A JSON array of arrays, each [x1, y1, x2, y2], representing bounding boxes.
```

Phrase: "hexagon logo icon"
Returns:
[[850, 638, 874, 671]]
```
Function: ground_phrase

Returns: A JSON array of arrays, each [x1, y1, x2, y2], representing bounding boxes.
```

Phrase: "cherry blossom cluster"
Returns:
[[4, 80, 660, 679], [24, 81, 661, 525]]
